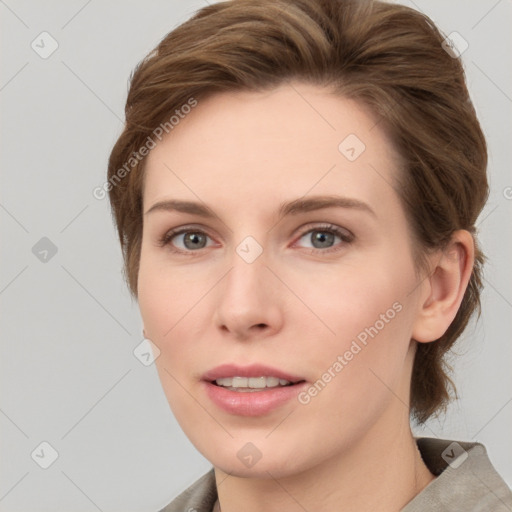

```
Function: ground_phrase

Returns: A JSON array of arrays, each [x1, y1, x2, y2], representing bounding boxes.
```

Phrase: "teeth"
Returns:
[[232, 377, 248, 387], [248, 377, 266, 388], [215, 376, 292, 390]]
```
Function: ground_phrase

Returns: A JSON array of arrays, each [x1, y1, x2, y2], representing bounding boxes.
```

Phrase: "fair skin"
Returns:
[[137, 82, 474, 511]]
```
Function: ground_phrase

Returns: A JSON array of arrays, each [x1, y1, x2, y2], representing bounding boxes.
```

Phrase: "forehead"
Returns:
[[143, 83, 402, 215]]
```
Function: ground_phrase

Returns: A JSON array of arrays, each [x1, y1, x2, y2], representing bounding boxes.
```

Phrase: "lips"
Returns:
[[201, 364, 307, 416]]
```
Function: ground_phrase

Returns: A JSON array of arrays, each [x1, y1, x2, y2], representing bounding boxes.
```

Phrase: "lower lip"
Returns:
[[203, 381, 307, 416]]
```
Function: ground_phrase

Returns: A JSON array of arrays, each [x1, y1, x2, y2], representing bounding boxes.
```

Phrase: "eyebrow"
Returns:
[[144, 195, 376, 219]]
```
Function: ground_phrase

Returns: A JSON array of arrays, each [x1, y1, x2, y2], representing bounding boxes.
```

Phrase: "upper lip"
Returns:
[[202, 364, 305, 383]]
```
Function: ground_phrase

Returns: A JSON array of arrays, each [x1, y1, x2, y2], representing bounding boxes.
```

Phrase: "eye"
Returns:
[[294, 224, 353, 253], [157, 223, 353, 255], [158, 227, 215, 253]]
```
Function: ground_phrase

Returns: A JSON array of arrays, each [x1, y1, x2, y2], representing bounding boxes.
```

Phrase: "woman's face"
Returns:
[[138, 82, 426, 478]]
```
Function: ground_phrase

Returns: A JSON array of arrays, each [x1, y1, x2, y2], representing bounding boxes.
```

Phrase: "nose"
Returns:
[[213, 253, 284, 341]]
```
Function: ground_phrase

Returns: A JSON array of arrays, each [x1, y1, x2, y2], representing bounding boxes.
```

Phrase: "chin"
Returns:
[[211, 454, 303, 480], [189, 432, 318, 480]]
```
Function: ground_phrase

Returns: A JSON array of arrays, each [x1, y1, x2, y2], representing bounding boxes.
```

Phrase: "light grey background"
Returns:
[[1, 1, 511, 510]]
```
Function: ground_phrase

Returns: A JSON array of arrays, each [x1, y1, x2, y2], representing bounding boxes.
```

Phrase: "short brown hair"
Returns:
[[107, 0, 488, 423]]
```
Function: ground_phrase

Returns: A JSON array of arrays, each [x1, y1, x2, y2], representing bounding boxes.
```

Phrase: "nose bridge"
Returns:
[[223, 246, 268, 306], [224, 224, 268, 295], [213, 241, 282, 338]]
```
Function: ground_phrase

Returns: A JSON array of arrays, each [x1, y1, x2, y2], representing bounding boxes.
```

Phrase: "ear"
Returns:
[[412, 230, 475, 343]]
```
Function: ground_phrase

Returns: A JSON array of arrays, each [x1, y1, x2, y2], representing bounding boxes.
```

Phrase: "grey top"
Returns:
[[159, 438, 512, 511]]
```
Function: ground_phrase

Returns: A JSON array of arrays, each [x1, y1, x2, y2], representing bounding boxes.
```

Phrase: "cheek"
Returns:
[[138, 256, 206, 421], [295, 255, 413, 342], [292, 250, 416, 389], [291, 271, 415, 446], [137, 249, 213, 338], [137, 252, 219, 404]]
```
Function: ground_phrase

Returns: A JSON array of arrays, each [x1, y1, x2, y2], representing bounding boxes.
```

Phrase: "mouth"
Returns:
[[212, 375, 299, 392], [201, 364, 307, 416], [202, 363, 306, 389]]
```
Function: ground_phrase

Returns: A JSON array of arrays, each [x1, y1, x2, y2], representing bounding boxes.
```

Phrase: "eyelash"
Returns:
[[157, 223, 354, 256]]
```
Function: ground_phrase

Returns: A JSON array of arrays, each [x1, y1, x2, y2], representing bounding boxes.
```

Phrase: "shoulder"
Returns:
[[158, 468, 217, 512], [402, 437, 512, 511]]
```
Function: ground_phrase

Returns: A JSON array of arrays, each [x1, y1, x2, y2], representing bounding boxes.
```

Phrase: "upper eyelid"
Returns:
[[163, 222, 349, 235]]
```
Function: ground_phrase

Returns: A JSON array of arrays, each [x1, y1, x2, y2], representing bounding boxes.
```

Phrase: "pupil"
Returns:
[[313, 231, 333, 248], [184, 232, 205, 249]]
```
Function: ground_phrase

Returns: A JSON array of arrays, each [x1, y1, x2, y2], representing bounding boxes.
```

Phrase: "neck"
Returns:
[[214, 413, 435, 512]]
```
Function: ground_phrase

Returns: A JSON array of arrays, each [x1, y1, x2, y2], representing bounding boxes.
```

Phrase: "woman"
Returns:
[[106, 0, 512, 510]]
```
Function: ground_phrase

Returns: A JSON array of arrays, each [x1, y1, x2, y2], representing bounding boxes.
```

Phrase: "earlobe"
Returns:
[[412, 230, 475, 343]]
